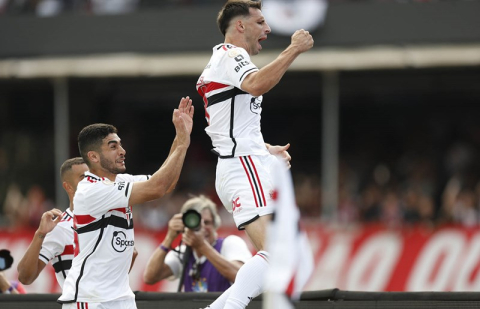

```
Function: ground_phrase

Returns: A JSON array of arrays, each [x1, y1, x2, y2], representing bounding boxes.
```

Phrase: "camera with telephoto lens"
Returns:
[[0, 249, 13, 271], [182, 209, 202, 231]]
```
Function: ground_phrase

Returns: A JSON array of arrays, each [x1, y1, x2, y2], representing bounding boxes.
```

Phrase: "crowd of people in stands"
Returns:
[[3, 142, 480, 231]]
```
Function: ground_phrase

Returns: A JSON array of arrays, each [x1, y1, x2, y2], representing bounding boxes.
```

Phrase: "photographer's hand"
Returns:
[[0, 272, 18, 294], [182, 228, 207, 252], [166, 213, 184, 244]]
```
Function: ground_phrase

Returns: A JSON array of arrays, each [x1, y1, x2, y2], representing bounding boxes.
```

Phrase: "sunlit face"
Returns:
[[243, 8, 271, 55], [201, 208, 217, 245], [67, 163, 88, 192], [99, 133, 127, 174]]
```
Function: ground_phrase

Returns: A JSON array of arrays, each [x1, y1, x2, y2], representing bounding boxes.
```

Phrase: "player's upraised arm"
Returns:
[[241, 29, 314, 97], [17, 209, 63, 284], [129, 97, 194, 206]]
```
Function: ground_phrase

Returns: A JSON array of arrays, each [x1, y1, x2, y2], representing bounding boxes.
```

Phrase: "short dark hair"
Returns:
[[217, 0, 262, 37], [60, 157, 85, 181], [78, 123, 118, 166]]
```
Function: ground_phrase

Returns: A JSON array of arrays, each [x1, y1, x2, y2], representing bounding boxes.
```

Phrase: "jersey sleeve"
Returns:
[[220, 47, 258, 90], [164, 246, 184, 279], [38, 227, 66, 264], [123, 174, 151, 182], [220, 235, 253, 263], [75, 179, 132, 216]]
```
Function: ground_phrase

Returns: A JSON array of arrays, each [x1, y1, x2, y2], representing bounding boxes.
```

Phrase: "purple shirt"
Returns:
[[183, 238, 232, 292]]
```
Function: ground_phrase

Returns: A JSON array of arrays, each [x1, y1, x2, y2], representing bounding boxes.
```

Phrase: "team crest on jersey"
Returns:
[[228, 49, 240, 58], [102, 179, 114, 185], [250, 97, 262, 114]]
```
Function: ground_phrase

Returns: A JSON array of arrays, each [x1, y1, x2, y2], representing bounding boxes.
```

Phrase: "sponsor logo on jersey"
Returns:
[[233, 54, 251, 73], [250, 97, 262, 114], [112, 231, 134, 252]]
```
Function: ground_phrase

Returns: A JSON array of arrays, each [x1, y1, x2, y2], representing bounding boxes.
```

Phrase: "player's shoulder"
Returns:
[[115, 173, 140, 182], [214, 44, 247, 58]]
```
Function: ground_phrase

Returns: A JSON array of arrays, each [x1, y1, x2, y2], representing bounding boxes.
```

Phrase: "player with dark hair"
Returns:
[[196, 1, 313, 308], [17, 157, 88, 289], [58, 97, 193, 308]]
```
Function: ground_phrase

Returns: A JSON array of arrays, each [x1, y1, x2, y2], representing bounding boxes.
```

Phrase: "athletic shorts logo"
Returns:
[[112, 231, 134, 252], [232, 197, 242, 213]]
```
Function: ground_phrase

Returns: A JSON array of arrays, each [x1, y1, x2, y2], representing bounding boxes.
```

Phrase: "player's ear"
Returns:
[[87, 151, 100, 164], [62, 181, 73, 195], [236, 20, 245, 32]]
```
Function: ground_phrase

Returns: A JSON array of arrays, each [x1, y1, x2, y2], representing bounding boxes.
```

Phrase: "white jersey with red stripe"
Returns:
[[196, 43, 269, 158], [58, 171, 149, 304], [39, 208, 74, 289]]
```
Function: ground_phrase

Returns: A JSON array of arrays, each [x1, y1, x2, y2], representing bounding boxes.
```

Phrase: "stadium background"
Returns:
[[1, 0, 480, 298]]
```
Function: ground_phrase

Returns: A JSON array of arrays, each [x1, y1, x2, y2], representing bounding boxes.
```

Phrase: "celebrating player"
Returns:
[[17, 158, 88, 289], [196, 1, 313, 308], [58, 97, 193, 308]]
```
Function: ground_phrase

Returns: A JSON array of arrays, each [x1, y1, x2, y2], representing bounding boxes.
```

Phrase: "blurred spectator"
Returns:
[[359, 183, 382, 222], [25, 184, 54, 228], [294, 173, 321, 217], [3, 183, 29, 230], [90, 0, 139, 15], [380, 189, 403, 228]]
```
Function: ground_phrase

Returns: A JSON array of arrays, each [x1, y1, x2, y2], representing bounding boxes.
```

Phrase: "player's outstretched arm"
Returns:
[[17, 208, 63, 285], [129, 97, 194, 206], [241, 29, 314, 97]]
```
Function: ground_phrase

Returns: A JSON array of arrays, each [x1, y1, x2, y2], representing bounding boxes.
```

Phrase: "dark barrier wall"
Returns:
[[3, 290, 480, 309], [0, 2, 480, 58]]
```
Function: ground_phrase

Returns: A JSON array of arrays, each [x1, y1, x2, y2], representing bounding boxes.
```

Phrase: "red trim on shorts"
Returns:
[[247, 156, 267, 206], [240, 156, 259, 208], [286, 275, 295, 297]]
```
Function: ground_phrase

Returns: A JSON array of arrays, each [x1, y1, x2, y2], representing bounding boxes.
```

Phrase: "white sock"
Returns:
[[224, 251, 269, 309], [205, 285, 232, 309], [206, 251, 269, 309]]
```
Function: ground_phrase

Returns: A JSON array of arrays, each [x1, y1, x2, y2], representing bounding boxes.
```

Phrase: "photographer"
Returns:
[[143, 195, 252, 292], [0, 249, 25, 294]]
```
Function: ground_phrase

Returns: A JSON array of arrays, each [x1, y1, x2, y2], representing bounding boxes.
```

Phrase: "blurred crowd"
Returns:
[[3, 140, 480, 232], [0, 0, 225, 17], [294, 141, 480, 229], [1, 0, 477, 17]]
